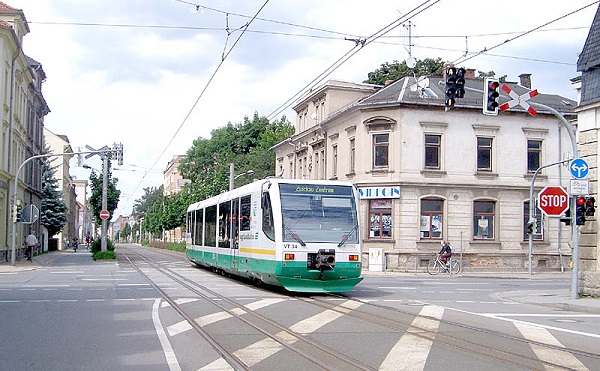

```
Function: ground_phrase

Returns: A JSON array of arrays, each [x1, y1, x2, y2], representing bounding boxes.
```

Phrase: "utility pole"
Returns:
[[101, 152, 108, 252]]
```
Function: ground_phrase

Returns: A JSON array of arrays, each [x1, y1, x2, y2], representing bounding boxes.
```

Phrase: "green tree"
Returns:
[[364, 57, 445, 85], [131, 186, 164, 220], [88, 159, 121, 226], [40, 146, 67, 237], [179, 112, 293, 202], [476, 70, 507, 82]]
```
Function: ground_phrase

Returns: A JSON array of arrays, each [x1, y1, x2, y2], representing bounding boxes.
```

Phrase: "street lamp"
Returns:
[[229, 163, 254, 191]]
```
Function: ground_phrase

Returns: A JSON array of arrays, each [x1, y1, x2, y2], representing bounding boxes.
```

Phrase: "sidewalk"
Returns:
[[0, 250, 82, 273]]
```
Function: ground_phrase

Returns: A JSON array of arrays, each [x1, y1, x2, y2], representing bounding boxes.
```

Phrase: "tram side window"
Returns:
[[231, 198, 239, 249], [205, 205, 217, 247], [194, 209, 203, 245], [187, 212, 193, 241], [240, 195, 251, 231], [262, 192, 275, 241], [218, 201, 231, 248]]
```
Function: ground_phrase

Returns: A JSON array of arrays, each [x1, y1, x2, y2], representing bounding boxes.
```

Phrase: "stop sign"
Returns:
[[99, 210, 110, 220], [537, 186, 569, 216]]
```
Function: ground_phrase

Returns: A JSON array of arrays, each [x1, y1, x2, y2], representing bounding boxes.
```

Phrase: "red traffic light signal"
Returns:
[[483, 77, 500, 116], [576, 196, 587, 225], [585, 197, 596, 216]]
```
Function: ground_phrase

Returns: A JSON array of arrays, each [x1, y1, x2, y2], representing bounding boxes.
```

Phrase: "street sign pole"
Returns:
[[529, 159, 571, 276]]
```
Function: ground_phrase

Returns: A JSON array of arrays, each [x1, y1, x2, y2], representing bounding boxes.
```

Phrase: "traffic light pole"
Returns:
[[528, 101, 580, 300], [464, 84, 580, 299], [528, 159, 572, 276]]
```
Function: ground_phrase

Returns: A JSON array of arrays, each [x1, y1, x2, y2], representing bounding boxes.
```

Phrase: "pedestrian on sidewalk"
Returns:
[[25, 230, 37, 262]]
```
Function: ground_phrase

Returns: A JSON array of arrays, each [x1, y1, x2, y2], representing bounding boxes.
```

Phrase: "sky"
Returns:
[[8, 0, 599, 218]]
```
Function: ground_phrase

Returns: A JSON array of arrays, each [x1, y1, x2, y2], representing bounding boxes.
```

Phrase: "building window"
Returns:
[[477, 137, 493, 171], [373, 133, 389, 168], [425, 134, 441, 169], [527, 140, 542, 173], [473, 200, 495, 240], [332, 145, 338, 178], [350, 138, 355, 173], [420, 198, 443, 239], [314, 151, 320, 179], [523, 201, 543, 241], [369, 199, 392, 238]]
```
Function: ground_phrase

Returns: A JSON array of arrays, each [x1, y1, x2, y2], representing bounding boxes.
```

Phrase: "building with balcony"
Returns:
[[273, 74, 577, 272]]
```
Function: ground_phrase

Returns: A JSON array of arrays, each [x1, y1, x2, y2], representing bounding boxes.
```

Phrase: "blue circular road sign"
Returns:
[[570, 158, 589, 179]]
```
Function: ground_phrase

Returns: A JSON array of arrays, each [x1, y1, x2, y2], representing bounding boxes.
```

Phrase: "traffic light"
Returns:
[[585, 197, 596, 216], [526, 218, 537, 235], [112, 142, 124, 165], [560, 207, 571, 226], [445, 66, 457, 109], [483, 77, 500, 116], [576, 196, 586, 225], [12, 203, 22, 223]]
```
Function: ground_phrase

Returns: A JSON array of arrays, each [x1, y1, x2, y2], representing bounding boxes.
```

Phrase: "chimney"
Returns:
[[465, 68, 476, 79], [519, 73, 532, 89]]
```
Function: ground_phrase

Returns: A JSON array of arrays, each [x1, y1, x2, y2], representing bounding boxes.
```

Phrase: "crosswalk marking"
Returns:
[[379, 305, 444, 371], [513, 322, 589, 371]]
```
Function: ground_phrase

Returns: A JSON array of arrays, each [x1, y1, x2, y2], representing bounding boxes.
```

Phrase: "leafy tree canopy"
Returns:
[[364, 57, 445, 85]]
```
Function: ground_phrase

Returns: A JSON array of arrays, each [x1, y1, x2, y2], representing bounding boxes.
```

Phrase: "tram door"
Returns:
[[230, 198, 240, 271]]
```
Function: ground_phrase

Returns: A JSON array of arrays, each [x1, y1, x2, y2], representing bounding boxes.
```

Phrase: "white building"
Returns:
[[273, 73, 577, 272]]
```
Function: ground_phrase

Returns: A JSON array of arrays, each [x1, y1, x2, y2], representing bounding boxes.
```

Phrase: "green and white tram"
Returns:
[[186, 178, 363, 293]]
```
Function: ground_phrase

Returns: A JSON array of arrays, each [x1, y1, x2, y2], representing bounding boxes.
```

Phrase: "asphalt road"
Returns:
[[1, 246, 599, 370]]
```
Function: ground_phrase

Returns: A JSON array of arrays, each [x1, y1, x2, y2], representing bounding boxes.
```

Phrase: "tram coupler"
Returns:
[[310, 249, 335, 271]]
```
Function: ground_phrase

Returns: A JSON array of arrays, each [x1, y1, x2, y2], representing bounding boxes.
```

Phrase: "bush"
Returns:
[[90, 238, 115, 254], [93, 251, 116, 260]]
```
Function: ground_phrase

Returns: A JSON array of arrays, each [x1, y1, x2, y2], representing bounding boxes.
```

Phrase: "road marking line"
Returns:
[[244, 298, 287, 311], [513, 322, 589, 370], [167, 320, 193, 336], [196, 311, 233, 327], [152, 299, 182, 371], [379, 305, 444, 371], [233, 337, 283, 368], [199, 357, 234, 370]]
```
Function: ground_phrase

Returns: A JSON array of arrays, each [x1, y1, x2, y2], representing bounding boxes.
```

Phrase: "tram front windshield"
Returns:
[[279, 183, 358, 244]]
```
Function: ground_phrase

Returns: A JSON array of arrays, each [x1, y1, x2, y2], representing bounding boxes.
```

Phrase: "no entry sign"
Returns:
[[99, 209, 110, 220], [538, 186, 569, 216]]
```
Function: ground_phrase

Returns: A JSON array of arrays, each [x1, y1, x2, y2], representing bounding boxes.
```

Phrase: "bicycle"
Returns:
[[427, 253, 460, 275]]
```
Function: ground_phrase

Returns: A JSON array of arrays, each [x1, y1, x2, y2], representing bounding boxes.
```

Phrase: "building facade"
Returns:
[[576, 4, 600, 295], [163, 155, 189, 242], [273, 75, 577, 272], [0, 3, 50, 261], [43, 128, 75, 250]]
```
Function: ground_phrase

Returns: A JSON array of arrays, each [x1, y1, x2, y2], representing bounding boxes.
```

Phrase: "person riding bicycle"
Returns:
[[439, 241, 453, 266]]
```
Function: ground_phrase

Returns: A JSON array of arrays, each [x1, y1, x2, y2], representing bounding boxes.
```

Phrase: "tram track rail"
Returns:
[[119, 246, 376, 371], [301, 292, 600, 370], [119, 245, 599, 370]]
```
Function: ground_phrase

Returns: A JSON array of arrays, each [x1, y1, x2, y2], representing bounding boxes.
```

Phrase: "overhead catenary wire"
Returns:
[[269, 0, 597, 122], [266, 0, 443, 121], [114, 0, 271, 216]]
